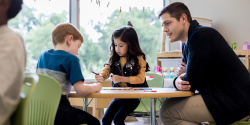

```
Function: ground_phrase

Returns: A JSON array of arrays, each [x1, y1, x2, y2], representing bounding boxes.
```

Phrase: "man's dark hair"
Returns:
[[8, 0, 23, 20], [158, 2, 192, 24]]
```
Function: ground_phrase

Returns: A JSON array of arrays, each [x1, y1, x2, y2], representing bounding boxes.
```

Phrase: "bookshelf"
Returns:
[[156, 50, 250, 72]]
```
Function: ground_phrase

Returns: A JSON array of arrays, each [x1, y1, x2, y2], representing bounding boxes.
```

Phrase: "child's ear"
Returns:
[[67, 35, 74, 45]]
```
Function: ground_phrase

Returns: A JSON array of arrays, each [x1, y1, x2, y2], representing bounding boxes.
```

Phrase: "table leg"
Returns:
[[83, 98, 88, 112], [150, 98, 156, 125]]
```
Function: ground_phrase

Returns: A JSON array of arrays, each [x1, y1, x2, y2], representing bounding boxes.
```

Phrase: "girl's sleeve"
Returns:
[[101, 65, 111, 80], [130, 56, 146, 84]]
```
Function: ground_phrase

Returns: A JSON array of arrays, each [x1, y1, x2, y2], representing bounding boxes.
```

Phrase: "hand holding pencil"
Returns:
[[92, 71, 104, 83]]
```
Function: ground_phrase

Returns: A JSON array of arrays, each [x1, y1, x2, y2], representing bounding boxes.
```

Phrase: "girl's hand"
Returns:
[[95, 73, 103, 83], [111, 75, 120, 83]]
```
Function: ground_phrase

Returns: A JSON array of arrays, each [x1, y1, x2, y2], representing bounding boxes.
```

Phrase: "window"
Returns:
[[9, 0, 69, 72], [79, 0, 163, 78]]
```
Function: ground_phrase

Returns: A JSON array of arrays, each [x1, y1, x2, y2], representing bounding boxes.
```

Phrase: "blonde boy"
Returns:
[[36, 23, 102, 125]]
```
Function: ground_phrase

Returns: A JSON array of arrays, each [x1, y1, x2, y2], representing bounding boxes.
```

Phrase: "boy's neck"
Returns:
[[54, 44, 68, 52]]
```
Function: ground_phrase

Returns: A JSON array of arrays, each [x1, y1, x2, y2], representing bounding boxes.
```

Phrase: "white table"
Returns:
[[69, 87, 194, 125]]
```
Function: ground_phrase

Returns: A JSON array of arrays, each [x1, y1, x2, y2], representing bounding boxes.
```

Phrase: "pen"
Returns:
[[144, 90, 157, 92], [91, 71, 105, 78]]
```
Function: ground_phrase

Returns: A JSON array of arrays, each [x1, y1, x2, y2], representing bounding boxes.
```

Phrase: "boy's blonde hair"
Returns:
[[52, 23, 83, 46]]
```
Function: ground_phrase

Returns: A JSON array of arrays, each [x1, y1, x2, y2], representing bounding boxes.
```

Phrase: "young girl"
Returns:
[[95, 21, 150, 125]]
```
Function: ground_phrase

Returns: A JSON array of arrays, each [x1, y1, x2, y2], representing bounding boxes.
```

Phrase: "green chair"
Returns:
[[11, 73, 62, 125], [11, 73, 39, 125], [131, 72, 164, 116], [209, 120, 250, 125]]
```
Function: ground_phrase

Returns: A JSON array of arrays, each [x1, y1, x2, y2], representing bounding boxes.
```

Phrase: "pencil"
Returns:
[[91, 71, 105, 78], [144, 90, 157, 92]]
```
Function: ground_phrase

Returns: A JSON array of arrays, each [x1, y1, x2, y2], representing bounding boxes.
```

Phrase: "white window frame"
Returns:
[[69, 0, 80, 29]]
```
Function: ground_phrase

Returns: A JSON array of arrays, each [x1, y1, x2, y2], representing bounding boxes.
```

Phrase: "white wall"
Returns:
[[169, 0, 250, 50]]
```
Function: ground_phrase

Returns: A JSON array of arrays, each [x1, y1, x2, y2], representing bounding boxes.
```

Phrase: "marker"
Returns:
[[133, 88, 152, 90], [103, 87, 131, 90], [91, 71, 105, 78], [103, 88, 120, 90], [144, 90, 157, 92]]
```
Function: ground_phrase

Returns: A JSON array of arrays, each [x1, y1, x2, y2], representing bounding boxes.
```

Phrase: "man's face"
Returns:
[[160, 13, 185, 43]]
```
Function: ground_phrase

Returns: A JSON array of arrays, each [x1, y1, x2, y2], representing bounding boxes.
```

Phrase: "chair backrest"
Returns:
[[11, 73, 62, 125], [134, 72, 164, 113], [11, 73, 39, 125], [145, 72, 164, 88]]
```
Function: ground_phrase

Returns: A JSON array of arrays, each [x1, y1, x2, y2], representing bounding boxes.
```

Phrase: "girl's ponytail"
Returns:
[[128, 21, 133, 27]]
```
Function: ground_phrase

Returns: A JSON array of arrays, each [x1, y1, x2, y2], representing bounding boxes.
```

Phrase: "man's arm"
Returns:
[[183, 32, 215, 91]]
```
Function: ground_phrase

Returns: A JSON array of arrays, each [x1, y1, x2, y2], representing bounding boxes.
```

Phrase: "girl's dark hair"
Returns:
[[105, 21, 150, 75], [8, 0, 23, 20]]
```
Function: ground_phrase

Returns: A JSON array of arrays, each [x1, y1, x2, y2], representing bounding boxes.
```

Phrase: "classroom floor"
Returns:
[[101, 116, 164, 125], [101, 117, 211, 125], [75, 106, 210, 125]]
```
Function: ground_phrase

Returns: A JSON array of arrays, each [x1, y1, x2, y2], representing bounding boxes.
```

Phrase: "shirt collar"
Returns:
[[185, 37, 188, 45]]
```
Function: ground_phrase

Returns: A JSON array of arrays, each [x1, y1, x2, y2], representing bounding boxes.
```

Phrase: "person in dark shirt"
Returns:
[[158, 2, 250, 125]]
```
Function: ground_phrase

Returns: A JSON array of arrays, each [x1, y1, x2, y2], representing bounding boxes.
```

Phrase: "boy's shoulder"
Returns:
[[41, 49, 78, 59], [39, 49, 80, 67], [37, 49, 80, 71]]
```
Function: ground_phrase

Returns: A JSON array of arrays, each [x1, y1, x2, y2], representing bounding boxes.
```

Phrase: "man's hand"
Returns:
[[175, 73, 190, 91], [111, 75, 120, 83], [177, 62, 187, 76]]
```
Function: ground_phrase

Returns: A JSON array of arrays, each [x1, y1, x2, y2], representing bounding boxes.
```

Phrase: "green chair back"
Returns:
[[133, 72, 164, 115], [11, 73, 62, 125], [145, 72, 164, 88], [11, 73, 39, 125]]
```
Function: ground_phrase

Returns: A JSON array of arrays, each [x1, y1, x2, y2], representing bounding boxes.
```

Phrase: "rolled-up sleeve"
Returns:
[[130, 56, 146, 84], [101, 65, 111, 80]]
